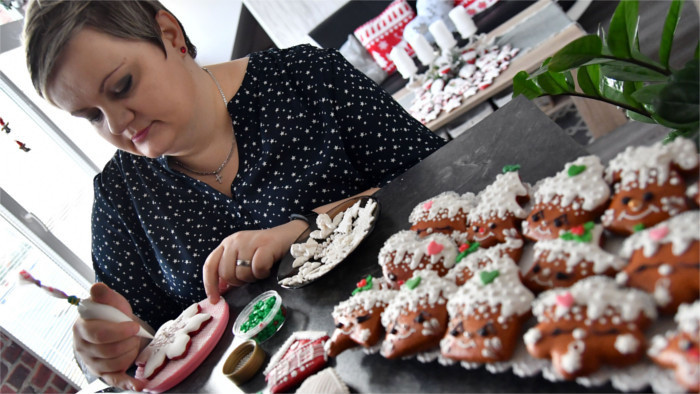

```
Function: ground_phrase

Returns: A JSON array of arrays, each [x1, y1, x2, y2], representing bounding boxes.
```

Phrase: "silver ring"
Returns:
[[236, 259, 251, 267]]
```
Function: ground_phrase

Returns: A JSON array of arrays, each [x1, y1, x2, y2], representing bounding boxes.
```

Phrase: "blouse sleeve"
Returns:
[[91, 169, 178, 329], [319, 46, 445, 186]]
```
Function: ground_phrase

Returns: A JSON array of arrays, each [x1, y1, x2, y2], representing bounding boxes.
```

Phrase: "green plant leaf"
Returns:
[[600, 61, 669, 81], [631, 83, 666, 105], [627, 110, 656, 124], [577, 64, 601, 97], [563, 70, 576, 90], [671, 58, 699, 84], [547, 35, 603, 71], [607, 0, 639, 58], [623, 81, 641, 107], [536, 70, 574, 95], [512, 70, 543, 99], [601, 76, 642, 110], [655, 82, 700, 124], [660, 0, 683, 69]]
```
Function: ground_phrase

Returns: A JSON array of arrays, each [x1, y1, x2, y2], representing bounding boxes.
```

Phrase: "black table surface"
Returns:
[[171, 96, 627, 393]]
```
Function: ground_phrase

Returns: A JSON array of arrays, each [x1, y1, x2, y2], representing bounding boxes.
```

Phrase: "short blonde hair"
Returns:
[[23, 0, 197, 101]]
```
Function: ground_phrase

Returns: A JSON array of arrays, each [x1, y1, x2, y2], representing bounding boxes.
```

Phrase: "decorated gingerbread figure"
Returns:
[[444, 240, 518, 286], [523, 155, 610, 242], [409, 191, 476, 243], [378, 230, 458, 289], [380, 269, 457, 359], [441, 254, 534, 363], [326, 276, 398, 357], [524, 276, 657, 380], [616, 211, 700, 315], [648, 300, 700, 392], [603, 138, 699, 235], [465, 168, 529, 262], [523, 223, 626, 293]]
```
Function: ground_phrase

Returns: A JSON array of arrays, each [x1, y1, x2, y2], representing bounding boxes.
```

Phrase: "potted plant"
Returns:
[[512, 0, 698, 142]]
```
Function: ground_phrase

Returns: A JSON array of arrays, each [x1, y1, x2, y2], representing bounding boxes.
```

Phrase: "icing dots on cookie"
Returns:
[[381, 270, 457, 329], [532, 155, 609, 211], [676, 300, 700, 335], [332, 280, 398, 321], [468, 171, 530, 222], [379, 231, 459, 271], [620, 211, 700, 259], [408, 191, 476, 226]]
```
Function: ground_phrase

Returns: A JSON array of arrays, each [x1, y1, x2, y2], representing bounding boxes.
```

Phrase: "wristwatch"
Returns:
[[289, 212, 318, 224]]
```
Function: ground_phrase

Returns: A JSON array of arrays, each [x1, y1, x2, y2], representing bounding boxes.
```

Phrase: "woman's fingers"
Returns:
[[101, 372, 146, 392], [203, 245, 225, 303], [251, 248, 274, 280]]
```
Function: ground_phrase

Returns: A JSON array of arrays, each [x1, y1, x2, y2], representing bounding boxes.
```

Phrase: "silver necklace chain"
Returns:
[[172, 67, 235, 184]]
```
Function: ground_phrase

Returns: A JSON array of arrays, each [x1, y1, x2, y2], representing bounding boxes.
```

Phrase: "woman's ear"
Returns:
[[155, 10, 185, 51]]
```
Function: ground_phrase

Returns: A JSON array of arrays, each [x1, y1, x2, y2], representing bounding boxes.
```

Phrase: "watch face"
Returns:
[[277, 196, 381, 289]]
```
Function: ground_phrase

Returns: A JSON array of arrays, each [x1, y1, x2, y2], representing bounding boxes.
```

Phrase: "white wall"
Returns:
[[162, 0, 242, 66]]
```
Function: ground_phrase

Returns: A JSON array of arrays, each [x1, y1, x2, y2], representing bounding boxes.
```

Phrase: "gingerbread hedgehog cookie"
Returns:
[[523, 155, 610, 242], [523, 223, 626, 293], [441, 255, 534, 363], [378, 230, 458, 289], [466, 168, 529, 262], [444, 239, 519, 286], [648, 300, 700, 392], [326, 276, 398, 357], [603, 138, 699, 235], [380, 269, 457, 359], [409, 191, 476, 242], [524, 276, 657, 380], [616, 210, 700, 315]]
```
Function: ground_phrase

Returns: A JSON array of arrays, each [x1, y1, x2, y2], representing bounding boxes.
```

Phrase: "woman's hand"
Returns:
[[73, 283, 151, 391], [203, 220, 308, 303]]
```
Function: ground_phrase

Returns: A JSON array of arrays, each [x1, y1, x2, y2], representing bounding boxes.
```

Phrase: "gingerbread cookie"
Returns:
[[648, 300, 700, 392], [380, 270, 457, 359], [441, 254, 534, 363], [523, 156, 610, 242], [409, 191, 476, 242], [466, 169, 529, 262], [603, 138, 698, 235], [326, 276, 398, 357], [378, 230, 458, 288], [264, 331, 329, 393], [688, 180, 700, 208], [444, 240, 519, 286], [524, 276, 657, 380], [134, 299, 229, 393], [616, 210, 700, 315], [523, 223, 626, 293]]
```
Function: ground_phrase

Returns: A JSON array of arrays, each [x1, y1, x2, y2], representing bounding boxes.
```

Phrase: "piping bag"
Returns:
[[19, 270, 153, 339]]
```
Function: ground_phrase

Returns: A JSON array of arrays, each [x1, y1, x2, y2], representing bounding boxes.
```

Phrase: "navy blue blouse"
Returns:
[[91, 45, 445, 327]]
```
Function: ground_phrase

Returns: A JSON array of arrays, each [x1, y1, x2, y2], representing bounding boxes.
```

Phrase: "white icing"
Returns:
[[468, 171, 529, 222], [647, 334, 669, 358], [605, 137, 699, 188], [531, 155, 609, 211], [620, 211, 700, 258], [532, 276, 657, 323], [408, 191, 476, 225], [378, 230, 459, 270], [533, 225, 625, 274], [444, 238, 522, 284], [561, 340, 585, 374], [614, 334, 639, 354], [687, 182, 699, 199], [380, 270, 457, 328], [523, 327, 542, 345], [572, 328, 587, 340], [446, 255, 533, 319], [331, 281, 398, 320], [676, 300, 700, 334]]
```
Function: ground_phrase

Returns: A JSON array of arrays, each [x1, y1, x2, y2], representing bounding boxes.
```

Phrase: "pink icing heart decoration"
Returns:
[[423, 201, 433, 211], [426, 240, 444, 256], [555, 292, 574, 309], [649, 226, 669, 241]]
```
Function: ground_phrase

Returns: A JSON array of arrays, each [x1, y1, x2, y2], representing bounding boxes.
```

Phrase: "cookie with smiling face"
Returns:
[[380, 270, 457, 359], [616, 211, 700, 315], [444, 239, 520, 286], [326, 276, 398, 357], [523, 223, 627, 293], [522, 156, 610, 242], [378, 231, 458, 289], [602, 138, 699, 235], [409, 191, 476, 243], [465, 169, 530, 262], [524, 276, 657, 380], [440, 255, 534, 363], [648, 301, 700, 392]]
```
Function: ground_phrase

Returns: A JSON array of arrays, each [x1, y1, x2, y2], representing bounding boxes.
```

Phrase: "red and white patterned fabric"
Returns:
[[453, 0, 499, 16], [353, 0, 416, 73], [264, 331, 330, 393]]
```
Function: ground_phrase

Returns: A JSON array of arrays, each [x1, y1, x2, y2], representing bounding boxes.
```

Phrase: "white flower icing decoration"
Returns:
[[140, 303, 212, 379]]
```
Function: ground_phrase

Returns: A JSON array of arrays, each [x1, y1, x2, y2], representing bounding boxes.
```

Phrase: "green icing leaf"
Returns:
[[633, 223, 646, 232], [480, 270, 500, 285], [351, 275, 374, 296], [568, 165, 587, 177], [502, 164, 521, 173], [456, 242, 481, 263], [405, 276, 421, 290]]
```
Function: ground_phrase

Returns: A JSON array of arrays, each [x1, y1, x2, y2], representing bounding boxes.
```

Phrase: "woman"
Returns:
[[23, 0, 444, 389]]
